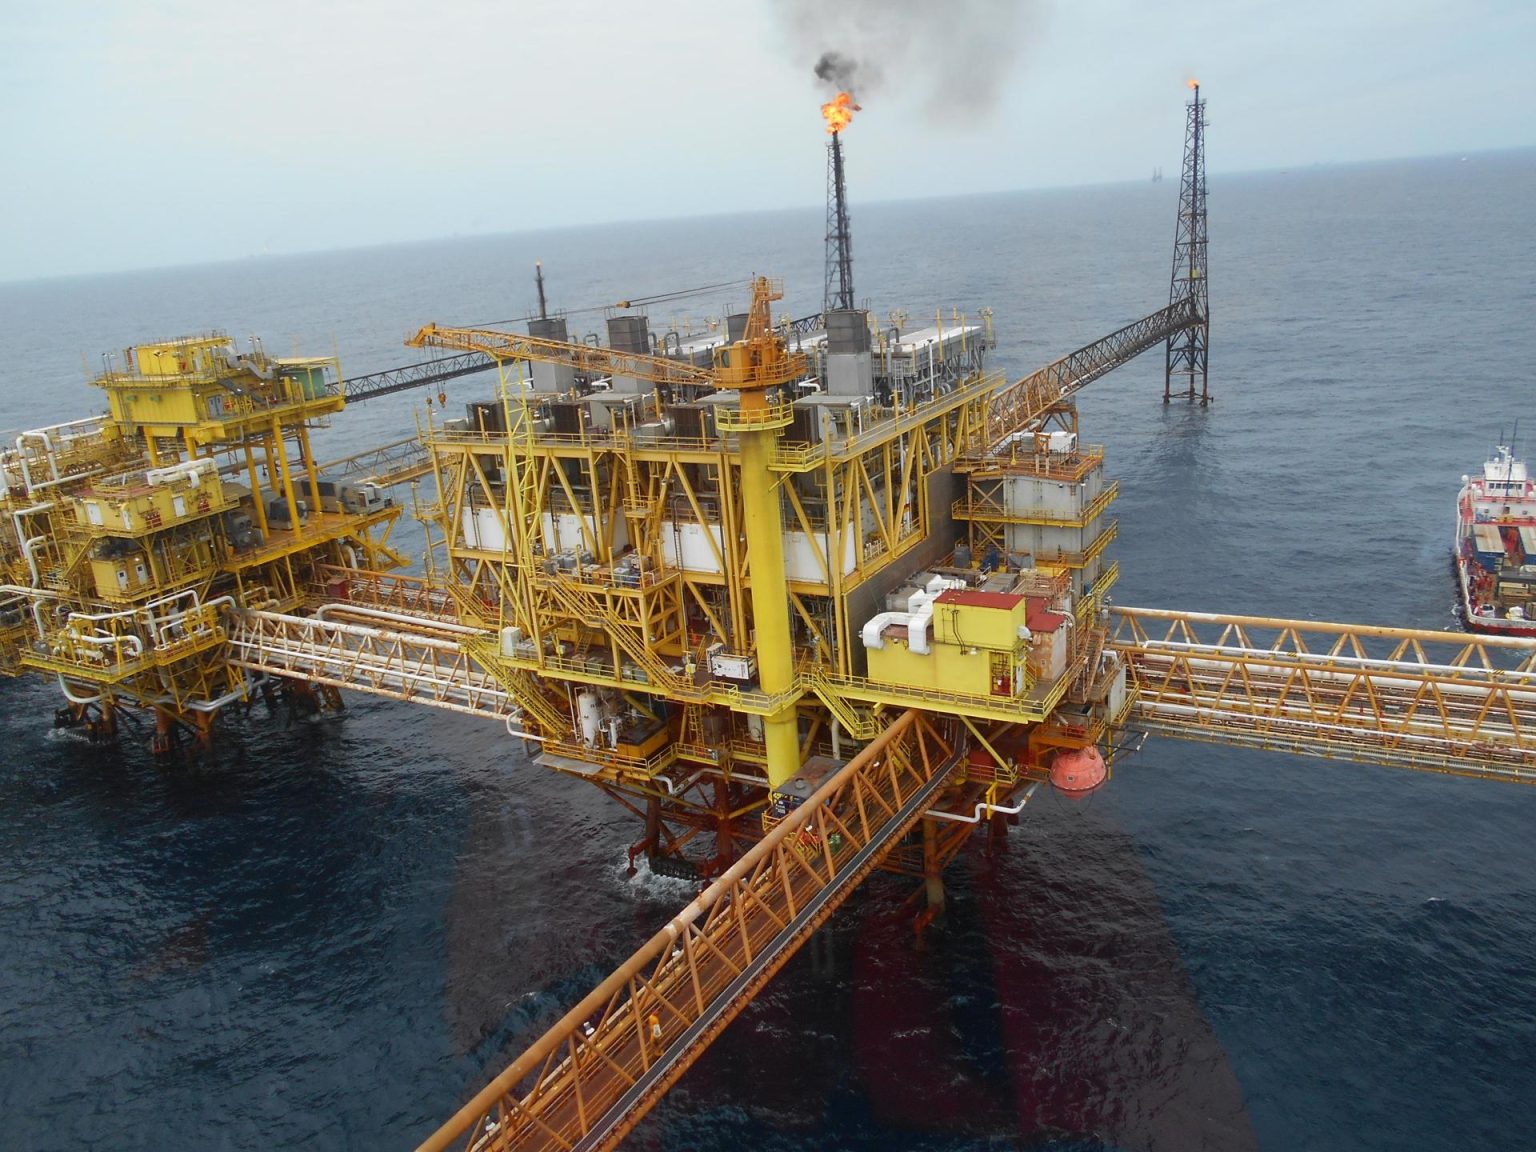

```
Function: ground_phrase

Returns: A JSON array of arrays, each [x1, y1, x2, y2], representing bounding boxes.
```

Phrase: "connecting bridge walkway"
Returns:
[[415, 710, 960, 1152], [227, 579, 510, 722], [1110, 607, 1536, 783]]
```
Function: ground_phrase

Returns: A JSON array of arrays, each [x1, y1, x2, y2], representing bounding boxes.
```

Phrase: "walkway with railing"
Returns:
[[967, 298, 1203, 457], [414, 710, 960, 1152], [228, 609, 511, 721], [1110, 607, 1536, 782]]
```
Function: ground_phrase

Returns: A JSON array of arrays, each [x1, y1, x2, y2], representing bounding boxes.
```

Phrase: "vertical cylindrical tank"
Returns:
[[576, 690, 602, 746]]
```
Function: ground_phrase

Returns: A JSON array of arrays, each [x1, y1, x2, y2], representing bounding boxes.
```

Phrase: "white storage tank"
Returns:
[[576, 690, 602, 746]]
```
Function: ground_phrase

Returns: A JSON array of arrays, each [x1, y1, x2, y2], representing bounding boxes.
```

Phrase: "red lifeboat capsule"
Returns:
[[1048, 745, 1108, 798]]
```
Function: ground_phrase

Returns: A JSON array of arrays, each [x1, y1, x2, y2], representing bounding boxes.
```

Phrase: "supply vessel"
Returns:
[[1455, 444, 1536, 636]]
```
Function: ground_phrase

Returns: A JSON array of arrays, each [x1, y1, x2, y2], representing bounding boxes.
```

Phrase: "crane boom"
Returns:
[[406, 323, 716, 390], [407, 277, 797, 396]]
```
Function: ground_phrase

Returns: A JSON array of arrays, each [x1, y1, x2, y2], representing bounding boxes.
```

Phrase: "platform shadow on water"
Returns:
[[628, 797, 1256, 1152]]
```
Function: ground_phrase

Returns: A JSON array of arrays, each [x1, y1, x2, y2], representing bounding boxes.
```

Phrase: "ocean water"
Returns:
[[3, 149, 1536, 1151]]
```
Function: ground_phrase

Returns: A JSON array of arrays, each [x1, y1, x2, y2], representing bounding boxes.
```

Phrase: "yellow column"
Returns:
[[274, 418, 301, 534], [296, 423, 323, 514], [244, 440, 268, 536], [738, 423, 799, 786]]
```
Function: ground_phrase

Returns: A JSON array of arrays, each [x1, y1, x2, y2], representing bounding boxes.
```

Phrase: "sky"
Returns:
[[1, 0, 1533, 282]]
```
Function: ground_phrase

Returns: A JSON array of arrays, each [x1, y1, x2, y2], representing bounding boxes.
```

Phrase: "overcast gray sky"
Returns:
[[2, 0, 1532, 282]]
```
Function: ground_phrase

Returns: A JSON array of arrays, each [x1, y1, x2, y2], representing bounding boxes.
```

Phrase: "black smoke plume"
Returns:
[[813, 50, 871, 98], [778, 0, 1039, 117]]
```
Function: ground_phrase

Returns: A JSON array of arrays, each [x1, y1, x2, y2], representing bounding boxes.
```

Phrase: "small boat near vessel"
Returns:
[[1454, 444, 1536, 636]]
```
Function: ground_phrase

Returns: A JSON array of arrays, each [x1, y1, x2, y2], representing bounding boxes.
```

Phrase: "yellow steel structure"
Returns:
[[0, 88, 1526, 1151], [403, 278, 1034, 801], [709, 282, 804, 786], [229, 607, 514, 721], [0, 333, 405, 750], [364, 275, 1532, 1149]]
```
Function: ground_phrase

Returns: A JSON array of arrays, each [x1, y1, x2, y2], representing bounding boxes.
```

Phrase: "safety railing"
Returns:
[[811, 667, 1077, 728], [1030, 520, 1118, 569], [414, 709, 960, 1152], [712, 399, 795, 433], [964, 298, 1202, 457], [951, 480, 1118, 528], [309, 565, 460, 622], [537, 739, 678, 781], [21, 589, 232, 682], [962, 443, 1107, 480], [769, 441, 832, 471], [229, 610, 512, 721], [1110, 606, 1536, 783]]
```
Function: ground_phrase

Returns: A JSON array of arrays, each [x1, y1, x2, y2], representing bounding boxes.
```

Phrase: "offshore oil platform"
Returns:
[[4, 86, 1534, 1149]]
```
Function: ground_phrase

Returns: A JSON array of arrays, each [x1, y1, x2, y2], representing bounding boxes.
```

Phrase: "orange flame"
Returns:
[[821, 91, 860, 134], [1187, 78, 1199, 90]]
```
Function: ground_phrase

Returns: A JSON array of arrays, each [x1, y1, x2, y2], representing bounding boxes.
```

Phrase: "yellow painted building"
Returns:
[[72, 463, 229, 537], [98, 337, 343, 448], [865, 589, 1069, 699]]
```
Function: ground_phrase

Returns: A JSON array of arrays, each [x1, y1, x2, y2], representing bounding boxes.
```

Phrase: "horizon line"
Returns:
[[5, 143, 1533, 289]]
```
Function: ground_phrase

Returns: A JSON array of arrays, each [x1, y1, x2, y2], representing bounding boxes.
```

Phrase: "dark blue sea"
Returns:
[[3, 150, 1536, 1151]]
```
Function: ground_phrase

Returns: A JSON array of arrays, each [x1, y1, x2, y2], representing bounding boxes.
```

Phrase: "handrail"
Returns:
[[415, 709, 959, 1152], [1110, 606, 1536, 783], [951, 481, 1119, 528], [712, 399, 795, 432], [967, 298, 1202, 456]]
